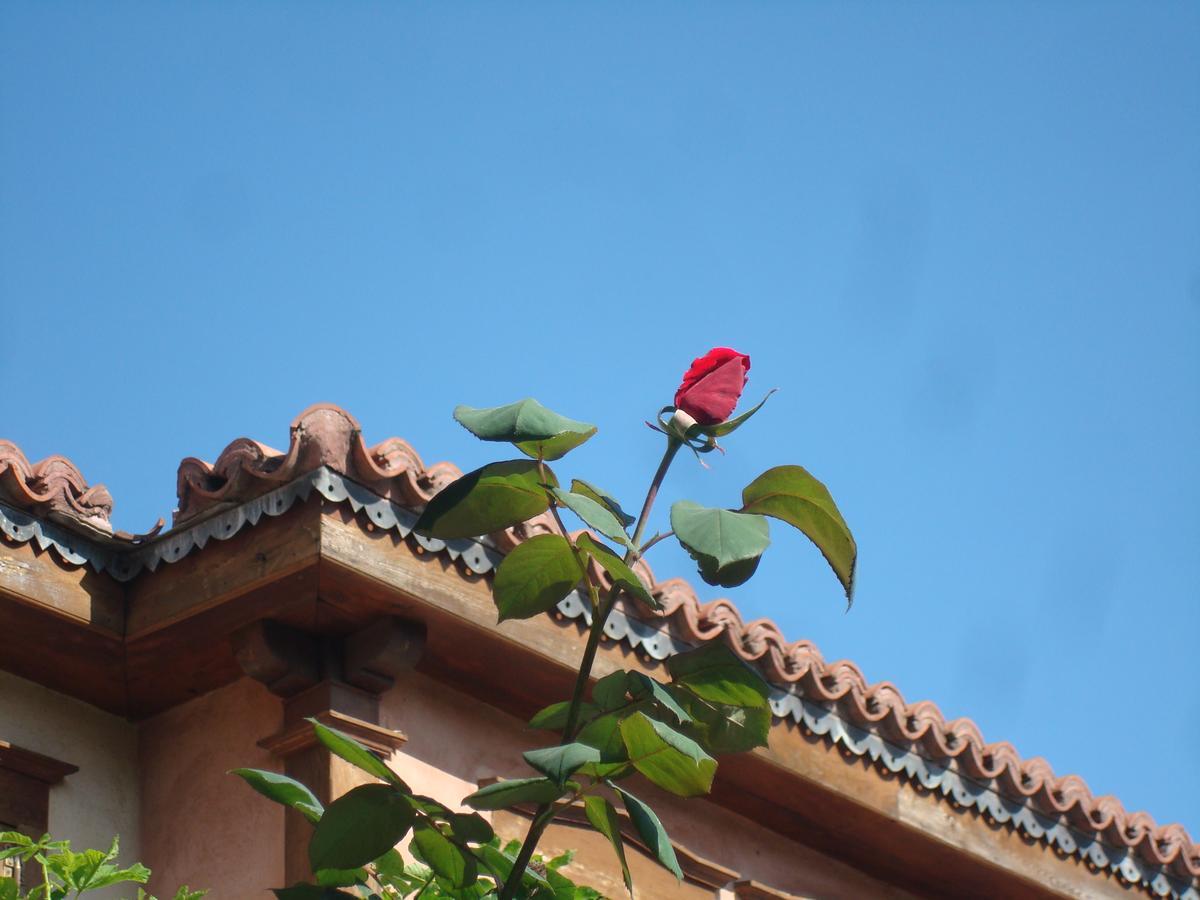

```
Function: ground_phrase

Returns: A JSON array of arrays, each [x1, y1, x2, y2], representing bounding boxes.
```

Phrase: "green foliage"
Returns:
[[235, 361, 857, 899], [493, 534, 584, 622], [669, 501, 771, 588], [574, 535, 658, 610], [550, 489, 632, 548], [665, 642, 771, 709], [611, 786, 682, 882], [522, 743, 601, 787], [308, 784, 416, 872], [618, 712, 716, 797], [231, 768, 324, 824], [414, 460, 557, 540], [582, 796, 630, 894], [0, 831, 204, 900], [310, 719, 411, 790], [568, 480, 635, 529], [453, 399, 597, 461], [741, 464, 858, 601], [462, 777, 572, 812]]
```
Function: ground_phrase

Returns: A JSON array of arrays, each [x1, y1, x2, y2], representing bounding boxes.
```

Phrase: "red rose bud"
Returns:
[[673, 347, 751, 425]]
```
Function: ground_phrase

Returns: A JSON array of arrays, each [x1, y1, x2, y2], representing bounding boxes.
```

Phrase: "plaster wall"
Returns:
[[138, 677, 284, 900], [380, 670, 917, 899], [0, 669, 140, 900]]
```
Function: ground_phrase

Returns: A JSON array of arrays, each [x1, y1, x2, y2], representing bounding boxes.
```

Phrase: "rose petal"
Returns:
[[674, 348, 750, 425]]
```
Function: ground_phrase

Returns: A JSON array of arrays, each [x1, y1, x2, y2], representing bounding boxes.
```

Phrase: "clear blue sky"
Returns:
[[3, 3, 1197, 833]]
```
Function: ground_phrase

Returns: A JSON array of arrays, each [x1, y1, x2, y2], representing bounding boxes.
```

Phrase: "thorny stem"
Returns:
[[498, 436, 682, 900]]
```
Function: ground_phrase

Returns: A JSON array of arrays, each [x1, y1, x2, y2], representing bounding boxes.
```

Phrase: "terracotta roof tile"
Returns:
[[0, 441, 113, 534], [2, 403, 1197, 888]]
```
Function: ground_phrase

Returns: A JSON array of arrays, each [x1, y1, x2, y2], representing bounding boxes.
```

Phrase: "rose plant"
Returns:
[[233, 348, 856, 898]]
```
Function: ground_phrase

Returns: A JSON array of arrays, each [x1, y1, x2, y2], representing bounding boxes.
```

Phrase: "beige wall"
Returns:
[[138, 677, 284, 900], [0, 669, 140, 900], [380, 670, 917, 900]]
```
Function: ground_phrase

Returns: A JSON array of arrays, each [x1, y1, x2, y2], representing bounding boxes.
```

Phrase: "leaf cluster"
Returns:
[[0, 832, 203, 900], [233, 723, 600, 899]]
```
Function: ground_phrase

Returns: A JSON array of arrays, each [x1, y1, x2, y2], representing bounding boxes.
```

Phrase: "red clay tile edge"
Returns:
[[2, 403, 1197, 882]]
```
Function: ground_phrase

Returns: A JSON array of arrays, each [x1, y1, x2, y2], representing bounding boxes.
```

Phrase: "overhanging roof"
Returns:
[[1, 404, 1196, 899]]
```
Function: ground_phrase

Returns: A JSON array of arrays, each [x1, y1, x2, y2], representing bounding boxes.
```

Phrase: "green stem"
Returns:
[[497, 435, 682, 900]]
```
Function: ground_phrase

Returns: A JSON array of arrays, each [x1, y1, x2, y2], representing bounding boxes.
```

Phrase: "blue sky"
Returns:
[[2, 3, 1198, 833]]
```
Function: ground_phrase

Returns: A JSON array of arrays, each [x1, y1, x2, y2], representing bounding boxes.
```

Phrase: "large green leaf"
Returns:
[[411, 821, 476, 888], [550, 489, 632, 548], [445, 812, 494, 845], [493, 534, 584, 622], [522, 742, 601, 787], [309, 719, 408, 789], [665, 642, 770, 709], [308, 784, 415, 871], [576, 534, 658, 609], [272, 887, 358, 899], [670, 501, 770, 588], [230, 768, 324, 824], [570, 479, 635, 528], [740, 465, 857, 601], [576, 713, 633, 779], [414, 460, 557, 540], [528, 700, 598, 732], [627, 671, 691, 725], [590, 671, 631, 710], [313, 867, 368, 888], [612, 785, 682, 880], [619, 712, 716, 797], [453, 399, 597, 461], [668, 685, 772, 754], [583, 796, 632, 894], [462, 777, 570, 811]]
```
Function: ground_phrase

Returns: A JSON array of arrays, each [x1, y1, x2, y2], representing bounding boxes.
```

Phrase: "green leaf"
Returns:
[[476, 844, 554, 894], [740, 465, 857, 602], [665, 642, 770, 709], [575, 534, 658, 610], [550, 489, 631, 548], [411, 821, 477, 888], [619, 712, 716, 797], [670, 501, 770, 588], [668, 685, 772, 754], [463, 777, 570, 811], [453, 399, 597, 461], [582, 796, 632, 895], [308, 784, 415, 871], [272, 887, 358, 900], [445, 812, 494, 845], [414, 460, 557, 540], [627, 671, 691, 725], [230, 768, 325, 824], [493, 534, 584, 622], [690, 390, 776, 438], [313, 867, 367, 888], [591, 671, 631, 710], [612, 785, 682, 881], [569, 480, 635, 528], [576, 714, 632, 779], [528, 700, 598, 732], [522, 743, 600, 787], [0, 881, 16, 900], [309, 720, 408, 789]]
